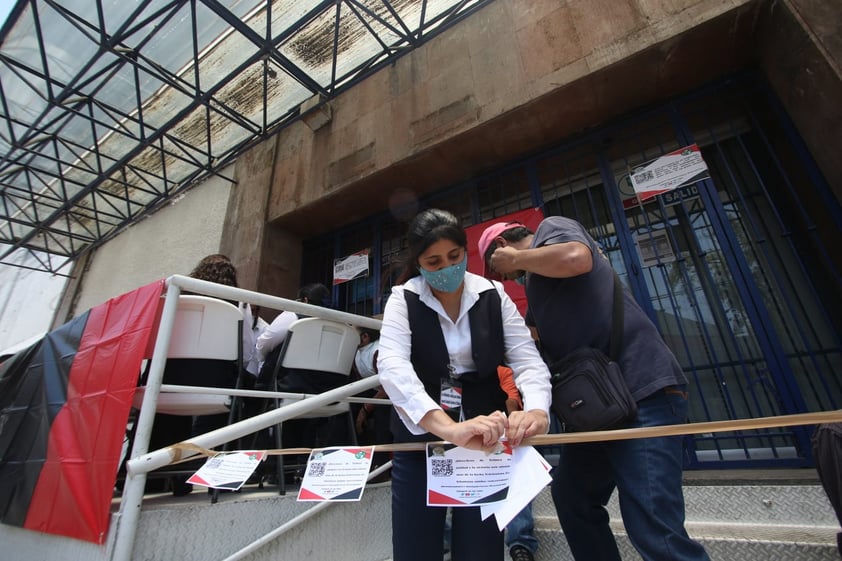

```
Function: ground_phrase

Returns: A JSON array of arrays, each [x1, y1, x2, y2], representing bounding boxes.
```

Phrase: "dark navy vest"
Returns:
[[390, 286, 507, 442]]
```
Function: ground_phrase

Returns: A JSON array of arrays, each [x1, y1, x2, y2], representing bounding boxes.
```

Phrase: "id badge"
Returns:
[[440, 377, 463, 412]]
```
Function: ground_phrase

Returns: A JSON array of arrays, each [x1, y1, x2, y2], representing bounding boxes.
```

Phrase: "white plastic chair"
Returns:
[[132, 295, 244, 415], [279, 317, 359, 384], [270, 317, 360, 493], [122, 295, 245, 499]]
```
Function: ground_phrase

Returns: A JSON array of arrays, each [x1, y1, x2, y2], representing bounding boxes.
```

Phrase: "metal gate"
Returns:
[[308, 74, 842, 468]]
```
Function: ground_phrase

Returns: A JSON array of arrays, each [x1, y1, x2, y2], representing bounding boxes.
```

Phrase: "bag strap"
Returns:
[[608, 270, 624, 361]]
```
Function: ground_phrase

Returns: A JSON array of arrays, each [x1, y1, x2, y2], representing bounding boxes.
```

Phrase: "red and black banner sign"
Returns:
[[0, 280, 164, 543]]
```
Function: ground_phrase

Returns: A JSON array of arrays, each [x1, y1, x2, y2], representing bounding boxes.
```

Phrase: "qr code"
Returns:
[[308, 462, 326, 477], [206, 456, 224, 469], [430, 458, 454, 477], [634, 170, 654, 184]]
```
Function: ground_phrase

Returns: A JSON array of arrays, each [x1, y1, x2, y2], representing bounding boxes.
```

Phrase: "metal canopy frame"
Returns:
[[0, 0, 493, 274]]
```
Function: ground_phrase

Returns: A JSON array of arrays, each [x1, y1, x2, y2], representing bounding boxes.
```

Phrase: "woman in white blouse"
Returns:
[[253, 283, 330, 384], [377, 209, 551, 561]]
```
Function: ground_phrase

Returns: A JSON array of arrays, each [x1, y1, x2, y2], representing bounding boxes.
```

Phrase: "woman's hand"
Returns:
[[505, 409, 549, 447], [421, 409, 507, 452], [447, 411, 508, 451]]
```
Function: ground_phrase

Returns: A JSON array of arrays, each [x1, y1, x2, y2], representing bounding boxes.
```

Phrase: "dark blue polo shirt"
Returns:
[[526, 216, 686, 401]]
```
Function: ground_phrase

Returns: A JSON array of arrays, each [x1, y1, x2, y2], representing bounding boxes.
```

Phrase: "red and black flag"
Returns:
[[0, 280, 164, 543]]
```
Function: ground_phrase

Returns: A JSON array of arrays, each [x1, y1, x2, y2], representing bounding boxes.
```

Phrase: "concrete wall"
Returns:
[[221, 138, 277, 295], [757, 0, 842, 201], [258, 0, 759, 236], [55, 0, 842, 316], [221, 0, 774, 299], [65, 172, 234, 318]]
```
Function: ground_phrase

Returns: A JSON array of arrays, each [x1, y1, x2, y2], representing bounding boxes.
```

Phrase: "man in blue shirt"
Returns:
[[479, 216, 709, 561]]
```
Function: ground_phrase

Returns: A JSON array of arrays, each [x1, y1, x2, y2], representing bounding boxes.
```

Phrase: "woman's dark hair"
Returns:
[[189, 254, 238, 287], [185, 254, 239, 305], [297, 283, 331, 307], [396, 209, 467, 284], [358, 327, 380, 341]]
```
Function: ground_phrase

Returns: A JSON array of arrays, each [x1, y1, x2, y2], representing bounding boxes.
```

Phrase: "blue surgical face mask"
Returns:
[[419, 254, 467, 293]]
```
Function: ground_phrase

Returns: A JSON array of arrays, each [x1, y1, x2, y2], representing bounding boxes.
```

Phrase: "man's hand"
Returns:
[[355, 408, 369, 435], [489, 246, 522, 276]]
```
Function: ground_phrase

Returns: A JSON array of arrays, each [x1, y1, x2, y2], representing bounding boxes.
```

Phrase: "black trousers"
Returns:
[[390, 451, 503, 561]]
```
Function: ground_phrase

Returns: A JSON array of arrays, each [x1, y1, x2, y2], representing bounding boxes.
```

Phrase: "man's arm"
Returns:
[[491, 240, 592, 278]]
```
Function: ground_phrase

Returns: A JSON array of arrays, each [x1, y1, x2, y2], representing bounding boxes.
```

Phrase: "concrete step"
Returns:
[[534, 519, 840, 561], [2, 472, 840, 561], [531, 482, 839, 526], [527, 468, 840, 561]]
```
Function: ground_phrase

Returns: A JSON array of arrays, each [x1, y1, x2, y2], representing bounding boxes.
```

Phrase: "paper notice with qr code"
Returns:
[[426, 442, 513, 506], [629, 143, 709, 202], [297, 446, 374, 502], [187, 451, 266, 490]]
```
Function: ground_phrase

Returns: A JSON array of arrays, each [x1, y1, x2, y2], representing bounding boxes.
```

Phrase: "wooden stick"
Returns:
[[169, 410, 842, 459]]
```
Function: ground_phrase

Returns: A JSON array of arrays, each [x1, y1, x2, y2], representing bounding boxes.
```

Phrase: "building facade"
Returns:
[[62, 0, 841, 469]]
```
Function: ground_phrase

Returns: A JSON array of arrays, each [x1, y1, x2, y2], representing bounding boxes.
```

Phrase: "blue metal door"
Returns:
[[532, 79, 842, 467]]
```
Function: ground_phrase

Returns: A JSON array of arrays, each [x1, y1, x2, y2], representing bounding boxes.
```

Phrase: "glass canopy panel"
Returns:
[[206, 99, 254, 158], [423, 0, 469, 28], [123, 3, 218, 77], [263, 69, 317, 129], [154, 133, 209, 184], [193, 2, 262, 91], [388, 0, 423, 30], [332, 4, 400, 88], [0, 0, 494, 272], [130, 143, 178, 190], [1, 191, 33, 239], [1, 62, 49, 147], [264, 0, 331, 40], [76, 54, 148, 120], [350, 1, 407, 47], [279, 8, 340, 90]]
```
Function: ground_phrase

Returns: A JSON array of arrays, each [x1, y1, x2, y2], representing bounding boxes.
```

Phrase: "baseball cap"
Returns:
[[477, 222, 525, 278]]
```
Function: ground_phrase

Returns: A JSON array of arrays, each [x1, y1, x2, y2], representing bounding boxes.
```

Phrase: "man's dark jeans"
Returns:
[[551, 386, 710, 561]]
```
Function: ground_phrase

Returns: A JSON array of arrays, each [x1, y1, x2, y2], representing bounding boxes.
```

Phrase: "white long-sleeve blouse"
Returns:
[[377, 272, 551, 435]]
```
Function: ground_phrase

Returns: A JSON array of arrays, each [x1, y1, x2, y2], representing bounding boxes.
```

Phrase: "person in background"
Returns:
[[497, 365, 539, 561], [377, 208, 552, 561], [254, 282, 331, 388], [479, 217, 710, 561], [148, 253, 252, 496], [246, 305, 269, 376], [352, 325, 392, 472], [185, 253, 257, 377], [185, 254, 255, 434], [252, 282, 351, 467]]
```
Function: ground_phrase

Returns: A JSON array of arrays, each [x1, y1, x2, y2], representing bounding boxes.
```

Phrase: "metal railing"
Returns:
[[112, 275, 384, 561]]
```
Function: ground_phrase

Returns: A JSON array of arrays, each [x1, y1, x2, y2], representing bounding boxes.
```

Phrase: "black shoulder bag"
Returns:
[[549, 271, 638, 432]]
